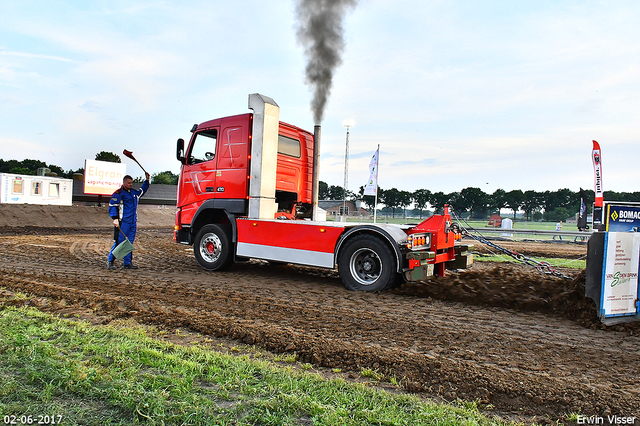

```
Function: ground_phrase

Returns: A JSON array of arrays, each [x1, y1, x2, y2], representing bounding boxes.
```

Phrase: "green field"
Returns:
[[332, 216, 586, 242], [473, 254, 586, 269], [334, 215, 557, 228], [0, 303, 513, 426]]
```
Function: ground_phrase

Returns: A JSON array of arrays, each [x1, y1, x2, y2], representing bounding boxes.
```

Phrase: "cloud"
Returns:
[[1, 1, 639, 194], [321, 150, 374, 160], [0, 136, 46, 160], [0, 49, 73, 62], [391, 158, 437, 167], [79, 101, 102, 113]]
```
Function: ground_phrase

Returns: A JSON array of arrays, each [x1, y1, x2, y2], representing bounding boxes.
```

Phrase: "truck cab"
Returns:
[[175, 110, 315, 245]]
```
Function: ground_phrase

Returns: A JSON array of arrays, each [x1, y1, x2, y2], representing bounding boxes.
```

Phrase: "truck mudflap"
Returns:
[[175, 228, 191, 245]]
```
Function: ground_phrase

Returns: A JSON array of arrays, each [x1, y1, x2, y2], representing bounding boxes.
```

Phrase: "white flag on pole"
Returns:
[[364, 147, 379, 196]]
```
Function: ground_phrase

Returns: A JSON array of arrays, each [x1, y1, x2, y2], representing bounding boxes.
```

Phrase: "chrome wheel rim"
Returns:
[[200, 233, 222, 263], [349, 248, 382, 286]]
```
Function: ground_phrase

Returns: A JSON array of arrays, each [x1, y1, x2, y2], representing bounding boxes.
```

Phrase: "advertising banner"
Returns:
[[605, 203, 640, 232], [577, 188, 588, 230], [592, 140, 603, 226], [84, 160, 126, 195], [601, 232, 640, 319], [363, 147, 379, 196]]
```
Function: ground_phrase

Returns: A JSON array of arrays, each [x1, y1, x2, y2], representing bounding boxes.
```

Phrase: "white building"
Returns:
[[0, 173, 73, 206]]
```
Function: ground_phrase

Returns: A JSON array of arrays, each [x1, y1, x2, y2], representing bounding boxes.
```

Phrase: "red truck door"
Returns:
[[178, 126, 220, 221], [178, 115, 251, 224], [215, 120, 250, 199]]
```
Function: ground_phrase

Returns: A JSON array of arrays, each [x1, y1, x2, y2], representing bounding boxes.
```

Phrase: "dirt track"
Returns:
[[0, 207, 638, 424]]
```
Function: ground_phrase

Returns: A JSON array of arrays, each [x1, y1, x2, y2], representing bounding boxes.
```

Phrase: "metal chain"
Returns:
[[463, 231, 573, 279], [449, 210, 573, 280]]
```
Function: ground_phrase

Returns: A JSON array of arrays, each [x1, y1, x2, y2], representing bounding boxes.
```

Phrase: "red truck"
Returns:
[[174, 94, 472, 291]]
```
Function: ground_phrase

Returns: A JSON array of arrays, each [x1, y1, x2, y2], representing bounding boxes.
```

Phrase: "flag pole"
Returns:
[[373, 144, 379, 223]]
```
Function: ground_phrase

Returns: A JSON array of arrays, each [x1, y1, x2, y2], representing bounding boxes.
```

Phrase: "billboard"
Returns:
[[595, 202, 640, 322], [601, 232, 640, 320], [84, 160, 126, 195], [604, 202, 640, 232]]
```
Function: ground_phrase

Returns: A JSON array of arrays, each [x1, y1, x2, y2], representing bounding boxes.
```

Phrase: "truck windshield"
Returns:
[[188, 130, 218, 165]]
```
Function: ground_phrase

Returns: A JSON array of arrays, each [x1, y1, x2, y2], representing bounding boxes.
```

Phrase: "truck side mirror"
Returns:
[[176, 138, 185, 164]]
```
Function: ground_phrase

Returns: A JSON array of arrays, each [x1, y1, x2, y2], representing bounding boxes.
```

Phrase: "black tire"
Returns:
[[338, 234, 399, 292], [193, 224, 233, 271]]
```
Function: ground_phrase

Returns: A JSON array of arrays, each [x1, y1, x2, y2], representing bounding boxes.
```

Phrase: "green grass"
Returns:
[[0, 305, 511, 426], [335, 216, 567, 231], [474, 254, 586, 269], [460, 220, 587, 269], [459, 220, 556, 230]]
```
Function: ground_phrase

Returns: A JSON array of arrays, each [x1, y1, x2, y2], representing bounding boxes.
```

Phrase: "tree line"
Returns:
[[4, 155, 638, 220], [0, 158, 83, 179], [319, 181, 640, 221], [0, 152, 179, 185]]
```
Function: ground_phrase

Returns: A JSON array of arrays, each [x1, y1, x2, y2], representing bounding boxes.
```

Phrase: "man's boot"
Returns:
[[107, 260, 116, 270], [123, 253, 137, 269]]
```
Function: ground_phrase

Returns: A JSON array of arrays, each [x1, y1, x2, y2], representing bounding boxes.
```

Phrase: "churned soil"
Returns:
[[0, 205, 638, 424]]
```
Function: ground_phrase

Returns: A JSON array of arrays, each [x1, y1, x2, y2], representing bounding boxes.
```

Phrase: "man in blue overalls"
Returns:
[[107, 173, 150, 269]]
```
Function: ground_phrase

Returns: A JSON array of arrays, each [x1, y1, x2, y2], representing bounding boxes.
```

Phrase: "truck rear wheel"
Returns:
[[194, 224, 233, 271], [338, 235, 398, 291]]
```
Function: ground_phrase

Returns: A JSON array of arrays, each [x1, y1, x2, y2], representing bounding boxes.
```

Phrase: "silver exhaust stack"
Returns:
[[312, 125, 321, 221], [247, 93, 279, 219]]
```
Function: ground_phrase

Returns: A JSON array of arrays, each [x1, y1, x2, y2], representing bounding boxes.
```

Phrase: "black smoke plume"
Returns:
[[295, 0, 357, 124]]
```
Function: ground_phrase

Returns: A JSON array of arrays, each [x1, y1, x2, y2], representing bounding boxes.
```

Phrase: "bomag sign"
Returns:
[[605, 203, 640, 232]]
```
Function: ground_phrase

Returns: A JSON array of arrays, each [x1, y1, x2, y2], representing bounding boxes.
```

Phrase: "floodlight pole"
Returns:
[[342, 122, 352, 219], [374, 143, 379, 223]]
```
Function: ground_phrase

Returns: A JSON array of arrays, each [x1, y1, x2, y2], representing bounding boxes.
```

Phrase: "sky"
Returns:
[[1, 0, 639, 195]]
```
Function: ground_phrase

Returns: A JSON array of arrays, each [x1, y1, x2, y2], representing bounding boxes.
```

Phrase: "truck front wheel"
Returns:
[[338, 235, 398, 291], [194, 224, 233, 271]]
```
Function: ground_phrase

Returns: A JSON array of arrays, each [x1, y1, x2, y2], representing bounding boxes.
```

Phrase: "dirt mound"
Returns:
[[393, 265, 639, 334], [0, 204, 174, 228]]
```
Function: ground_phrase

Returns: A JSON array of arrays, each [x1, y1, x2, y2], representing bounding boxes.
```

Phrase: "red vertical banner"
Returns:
[[592, 140, 603, 226]]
